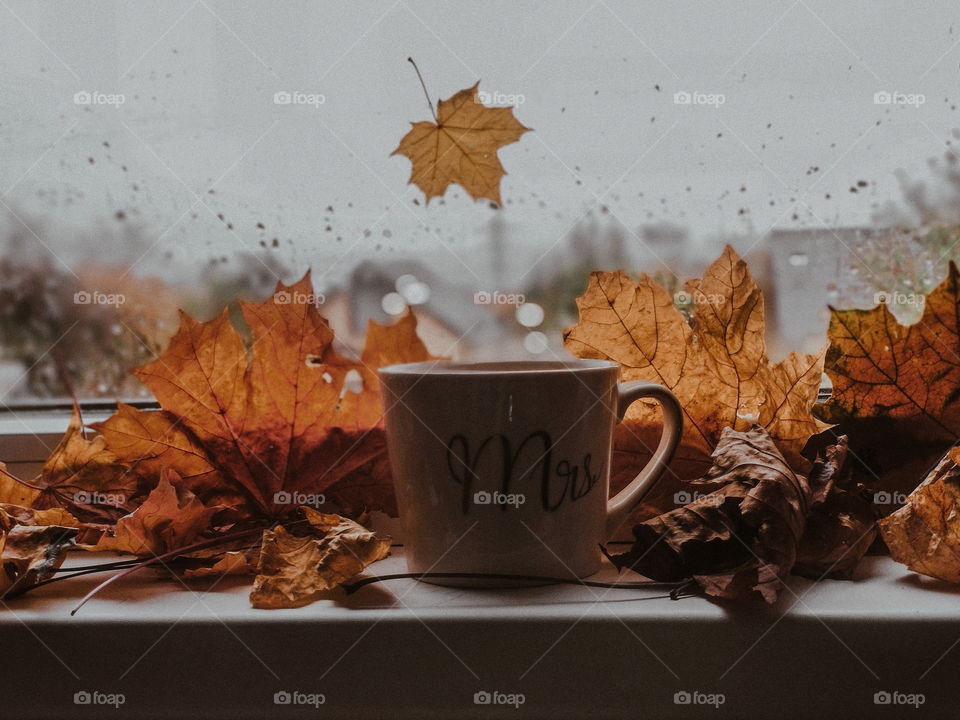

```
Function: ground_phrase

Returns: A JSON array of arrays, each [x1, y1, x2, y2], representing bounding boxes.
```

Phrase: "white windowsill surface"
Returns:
[[2, 549, 958, 719], [0, 404, 954, 718]]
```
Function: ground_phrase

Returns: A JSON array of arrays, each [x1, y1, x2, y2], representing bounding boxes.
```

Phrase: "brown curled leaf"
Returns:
[[0, 520, 77, 598], [606, 427, 847, 602], [250, 508, 390, 609], [879, 447, 960, 584]]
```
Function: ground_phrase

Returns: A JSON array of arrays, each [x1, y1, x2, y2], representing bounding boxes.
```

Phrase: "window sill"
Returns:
[[0, 401, 155, 470], [1, 549, 955, 719]]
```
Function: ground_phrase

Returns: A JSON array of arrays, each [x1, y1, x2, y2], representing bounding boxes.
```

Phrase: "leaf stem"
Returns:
[[51, 558, 143, 573], [0, 463, 44, 492], [407, 57, 437, 123], [21, 561, 143, 593], [69, 526, 267, 615], [342, 572, 695, 595]]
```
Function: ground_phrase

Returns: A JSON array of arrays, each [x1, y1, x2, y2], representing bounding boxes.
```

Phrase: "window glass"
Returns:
[[0, 1, 954, 399]]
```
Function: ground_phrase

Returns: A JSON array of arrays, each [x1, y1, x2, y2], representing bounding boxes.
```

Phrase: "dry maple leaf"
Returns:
[[879, 446, 960, 584], [819, 264, 960, 437], [816, 263, 960, 496], [0, 464, 38, 506], [391, 78, 530, 206], [564, 245, 827, 517], [250, 507, 390, 609], [5, 402, 135, 524], [93, 273, 437, 522], [0, 508, 76, 598], [0, 504, 79, 528], [793, 485, 876, 580], [606, 426, 847, 602], [182, 548, 259, 579], [93, 471, 218, 556]]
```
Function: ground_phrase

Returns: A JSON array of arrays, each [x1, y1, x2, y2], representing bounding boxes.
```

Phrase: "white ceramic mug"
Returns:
[[378, 360, 682, 582]]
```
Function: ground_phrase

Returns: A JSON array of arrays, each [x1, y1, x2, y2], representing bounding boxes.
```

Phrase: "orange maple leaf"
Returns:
[[0, 402, 135, 524], [391, 80, 530, 206], [818, 262, 960, 441], [564, 245, 827, 513], [93, 273, 438, 521], [94, 471, 216, 555], [813, 263, 960, 495]]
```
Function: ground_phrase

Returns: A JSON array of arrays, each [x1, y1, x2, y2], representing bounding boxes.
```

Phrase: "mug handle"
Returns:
[[605, 381, 683, 537]]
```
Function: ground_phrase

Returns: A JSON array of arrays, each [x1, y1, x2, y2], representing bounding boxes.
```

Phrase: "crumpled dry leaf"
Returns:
[[0, 508, 77, 598], [816, 264, 960, 497], [93, 274, 437, 521], [606, 426, 847, 602], [391, 81, 530, 206], [793, 449, 876, 580], [564, 245, 827, 518], [93, 472, 217, 556], [0, 504, 80, 528], [793, 489, 876, 580], [27, 402, 134, 523], [250, 507, 390, 609], [879, 447, 960, 584], [182, 548, 259, 579]]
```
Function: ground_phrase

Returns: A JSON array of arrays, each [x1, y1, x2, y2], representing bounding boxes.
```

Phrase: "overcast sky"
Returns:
[[1, 0, 959, 286]]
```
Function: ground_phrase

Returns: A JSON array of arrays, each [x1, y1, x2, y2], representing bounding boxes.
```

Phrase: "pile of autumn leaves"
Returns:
[[0, 275, 435, 608], [567, 246, 960, 600], [2, 246, 960, 609]]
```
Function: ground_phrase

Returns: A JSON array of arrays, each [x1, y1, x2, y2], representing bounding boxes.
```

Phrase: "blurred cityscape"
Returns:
[[0, 207, 954, 401], [325, 218, 950, 362]]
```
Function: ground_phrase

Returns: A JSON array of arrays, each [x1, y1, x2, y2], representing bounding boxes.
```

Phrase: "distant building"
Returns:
[[639, 222, 695, 277], [765, 227, 881, 353]]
